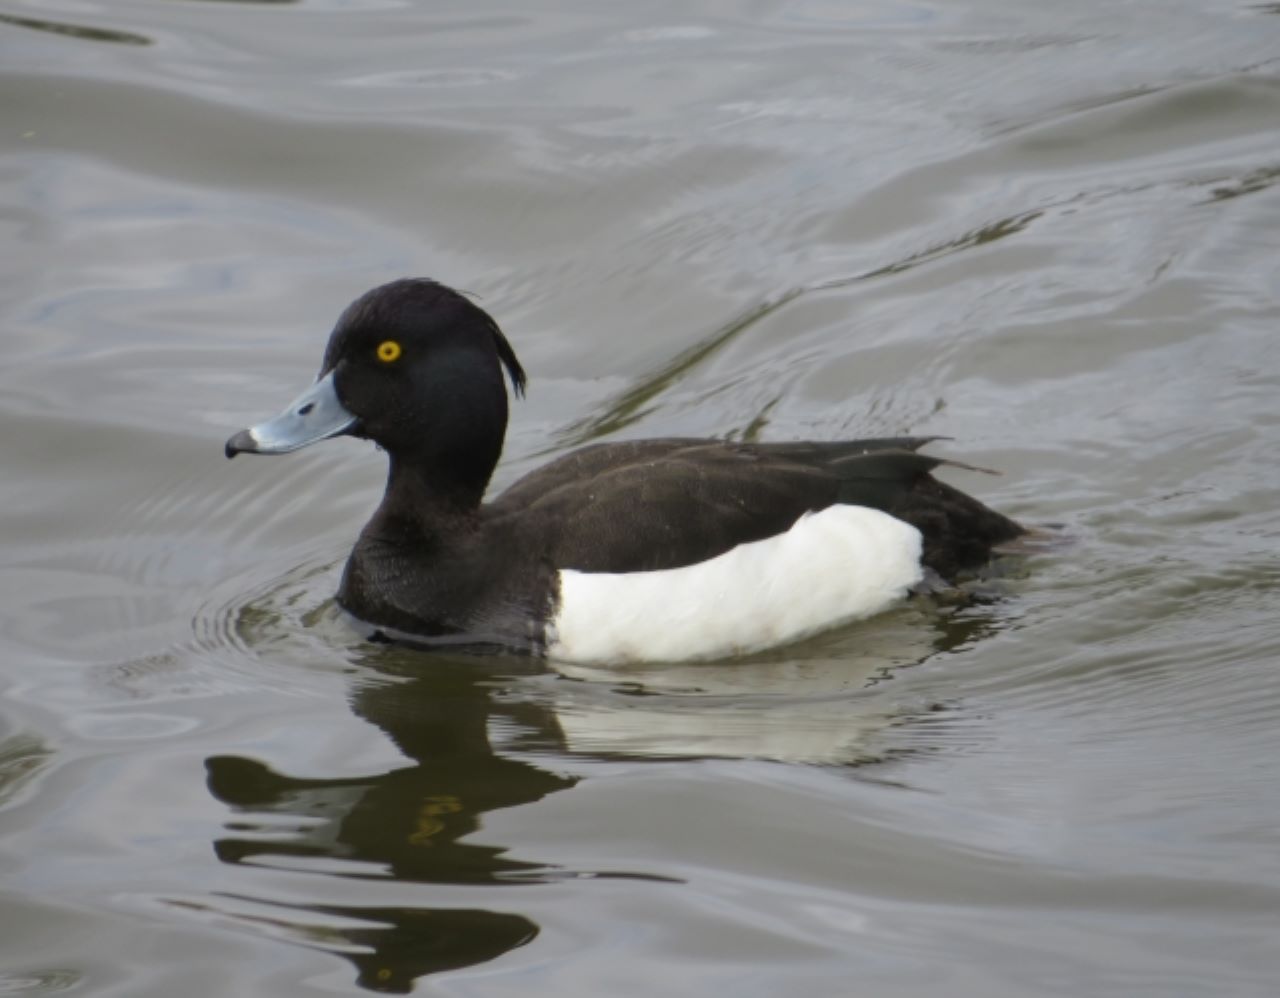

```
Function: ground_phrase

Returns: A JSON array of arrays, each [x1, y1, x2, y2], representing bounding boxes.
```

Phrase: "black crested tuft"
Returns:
[[489, 316, 527, 398], [456, 287, 527, 398], [321, 278, 528, 398]]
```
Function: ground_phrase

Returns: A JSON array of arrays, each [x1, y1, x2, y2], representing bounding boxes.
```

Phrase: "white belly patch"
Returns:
[[546, 505, 924, 664]]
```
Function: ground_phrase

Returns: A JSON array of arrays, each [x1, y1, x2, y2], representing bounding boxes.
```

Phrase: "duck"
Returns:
[[226, 278, 1024, 663]]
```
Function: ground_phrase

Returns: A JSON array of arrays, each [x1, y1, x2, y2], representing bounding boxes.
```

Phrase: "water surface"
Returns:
[[2, 0, 1279, 994]]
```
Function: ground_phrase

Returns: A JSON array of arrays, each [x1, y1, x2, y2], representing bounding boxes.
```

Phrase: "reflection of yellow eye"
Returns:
[[376, 340, 402, 363]]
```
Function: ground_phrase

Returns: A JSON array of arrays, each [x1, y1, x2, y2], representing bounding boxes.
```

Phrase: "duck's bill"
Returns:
[[225, 371, 357, 458]]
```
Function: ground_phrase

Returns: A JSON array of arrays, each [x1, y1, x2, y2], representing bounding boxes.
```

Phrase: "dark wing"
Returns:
[[493, 436, 940, 508], [488, 437, 1017, 577]]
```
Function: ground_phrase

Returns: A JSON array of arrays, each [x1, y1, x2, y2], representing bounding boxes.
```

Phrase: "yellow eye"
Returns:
[[376, 340, 402, 363]]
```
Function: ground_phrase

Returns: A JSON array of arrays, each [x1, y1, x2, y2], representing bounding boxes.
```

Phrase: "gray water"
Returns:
[[2, 1, 1279, 994]]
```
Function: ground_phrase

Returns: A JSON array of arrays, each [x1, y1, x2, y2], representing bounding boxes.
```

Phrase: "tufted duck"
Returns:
[[226, 279, 1023, 662]]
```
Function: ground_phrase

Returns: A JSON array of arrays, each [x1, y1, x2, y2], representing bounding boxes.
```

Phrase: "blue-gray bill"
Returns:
[[225, 370, 356, 458]]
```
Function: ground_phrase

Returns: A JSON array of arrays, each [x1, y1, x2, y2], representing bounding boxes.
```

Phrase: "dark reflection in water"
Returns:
[[302, 904, 534, 994], [0, 732, 52, 808], [209, 659, 574, 884], [0, 13, 151, 46], [1207, 164, 1280, 202], [555, 206, 1045, 449], [203, 584, 1014, 989], [555, 290, 804, 446], [206, 657, 571, 990]]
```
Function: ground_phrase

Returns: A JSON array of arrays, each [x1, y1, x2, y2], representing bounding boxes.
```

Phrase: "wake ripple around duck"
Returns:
[[130, 446, 376, 702], [191, 548, 363, 689]]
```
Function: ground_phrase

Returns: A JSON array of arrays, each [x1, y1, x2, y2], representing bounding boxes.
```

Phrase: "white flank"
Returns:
[[546, 505, 924, 664]]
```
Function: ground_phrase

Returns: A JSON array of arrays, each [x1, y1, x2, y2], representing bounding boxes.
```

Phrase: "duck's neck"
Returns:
[[365, 455, 488, 548]]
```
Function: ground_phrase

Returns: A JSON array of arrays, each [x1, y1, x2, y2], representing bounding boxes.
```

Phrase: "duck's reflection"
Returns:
[[545, 601, 1000, 764], [205, 599, 1003, 991], [210, 659, 572, 883], [206, 656, 571, 991]]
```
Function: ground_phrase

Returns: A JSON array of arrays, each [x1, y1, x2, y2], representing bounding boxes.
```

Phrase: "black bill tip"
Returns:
[[225, 429, 257, 459]]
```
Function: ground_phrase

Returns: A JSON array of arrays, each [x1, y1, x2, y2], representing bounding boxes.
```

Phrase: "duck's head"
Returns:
[[226, 279, 527, 495]]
